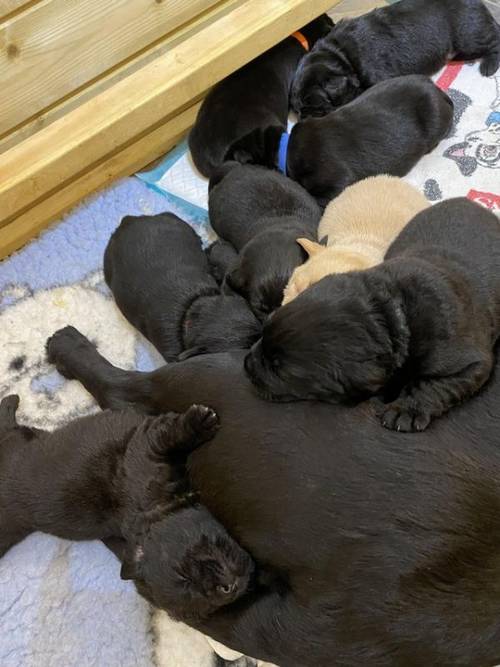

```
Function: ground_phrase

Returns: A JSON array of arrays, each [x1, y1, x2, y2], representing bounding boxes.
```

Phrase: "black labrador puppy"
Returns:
[[0, 394, 254, 623], [104, 212, 261, 360], [208, 162, 321, 319], [188, 14, 333, 177], [245, 198, 500, 432], [291, 0, 500, 118], [46, 328, 500, 667], [228, 75, 453, 207]]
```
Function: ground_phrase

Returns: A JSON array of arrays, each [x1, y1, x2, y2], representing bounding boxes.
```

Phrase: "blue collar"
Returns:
[[278, 132, 290, 176]]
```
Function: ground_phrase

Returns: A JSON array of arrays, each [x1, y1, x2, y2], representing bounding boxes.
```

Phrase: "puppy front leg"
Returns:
[[379, 353, 493, 432], [46, 326, 156, 412]]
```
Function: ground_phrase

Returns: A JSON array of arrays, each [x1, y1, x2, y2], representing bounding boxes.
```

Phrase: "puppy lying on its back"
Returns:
[[228, 76, 453, 207], [105, 213, 261, 361], [291, 0, 500, 118], [0, 394, 254, 622], [188, 15, 333, 177], [208, 162, 321, 319], [246, 198, 500, 432], [283, 176, 429, 303]]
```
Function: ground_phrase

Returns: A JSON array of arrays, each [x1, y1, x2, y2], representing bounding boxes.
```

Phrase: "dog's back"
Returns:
[[387, 197, 500, 272], [104, 213, 217, 361], [318, 175, 429, 245], [208, 164, 321, 249]]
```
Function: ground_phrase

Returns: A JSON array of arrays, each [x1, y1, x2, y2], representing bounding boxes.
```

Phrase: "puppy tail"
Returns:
[[208, 161, 241, 191]]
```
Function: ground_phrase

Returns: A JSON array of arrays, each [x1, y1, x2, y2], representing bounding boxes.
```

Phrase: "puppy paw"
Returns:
[[184, 404, 220, 441], [379, 400, 431, 433], [46, 326, 95, 378]]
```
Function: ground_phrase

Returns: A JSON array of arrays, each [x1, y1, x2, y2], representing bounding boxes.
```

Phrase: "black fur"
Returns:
[[46, 328, 500, 667], [227, 76, 453, 207], [245, 198, 500, 432], [205, 240, 240, 285], [104, 212, 261, 360], [291, 0, 500, 118], [0, 394, 254, 621], [208, 162, 321, 318], [188, 15, 333, 177]]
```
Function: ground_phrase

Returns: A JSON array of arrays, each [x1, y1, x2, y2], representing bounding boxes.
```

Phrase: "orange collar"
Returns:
[[291, 30, 309, 52]]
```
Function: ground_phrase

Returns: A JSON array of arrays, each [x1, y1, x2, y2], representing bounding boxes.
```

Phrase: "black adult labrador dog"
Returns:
[[47, 325, 500, 667], [228, 76, 453, 207], [188, 15, 333, 177], [291, 0, 500, 118]]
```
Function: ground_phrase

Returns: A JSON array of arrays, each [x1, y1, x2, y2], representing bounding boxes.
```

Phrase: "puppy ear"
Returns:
[[120, 545, 144, 581], [296, 238, 323, 257]]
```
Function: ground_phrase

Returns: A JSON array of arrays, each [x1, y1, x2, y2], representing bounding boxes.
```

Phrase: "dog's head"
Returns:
[[282, 239, 372, 304], [121, 506, 255, 622], [245, 273, 409, 403], [291, 50, 361, 119], [226, 230, 309, 320]]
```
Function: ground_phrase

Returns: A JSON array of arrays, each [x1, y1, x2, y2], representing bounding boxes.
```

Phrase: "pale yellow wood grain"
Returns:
[[0, 0, 221, 134], [0, 0, 338, 228], [0, 0, 242, 153], [0, 0, 34, 19], [0, 100, 202, 259]]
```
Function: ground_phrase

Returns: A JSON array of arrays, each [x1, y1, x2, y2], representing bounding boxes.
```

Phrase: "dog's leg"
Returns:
[[378, 355, 493, 432], [143, 405, 219, 461], [46, 326, 156, 413]]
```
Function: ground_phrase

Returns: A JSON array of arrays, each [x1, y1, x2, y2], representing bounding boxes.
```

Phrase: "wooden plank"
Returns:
[[0, 0, 241, 154], [0, 0, 33, 20], [0, 0, 221, 135], [0, 101, 202, 259], [0, 0, 337, 227]]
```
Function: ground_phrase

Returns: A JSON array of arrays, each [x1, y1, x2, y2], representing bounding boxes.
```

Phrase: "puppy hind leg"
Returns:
[[46, 326, 155, 412], [480, 45, 500, 77]]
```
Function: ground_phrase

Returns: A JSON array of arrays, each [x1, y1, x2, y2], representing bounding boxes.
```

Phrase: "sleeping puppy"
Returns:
[[227, 76, 453, 207], [104, 212, 261, 360], [282, 176, 429, 303], [245, 198, 500, 432], [208, 162, 321, 319], [291, 0, 500, 118], [188, 14, 333, 177], [0, 395, 254, 622]]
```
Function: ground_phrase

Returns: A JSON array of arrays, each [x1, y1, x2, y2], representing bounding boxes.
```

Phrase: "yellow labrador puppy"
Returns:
[[282, 175, 429, 304]]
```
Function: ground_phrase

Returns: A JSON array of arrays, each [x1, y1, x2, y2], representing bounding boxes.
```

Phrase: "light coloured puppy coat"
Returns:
[[282, 175, 429, 304]]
